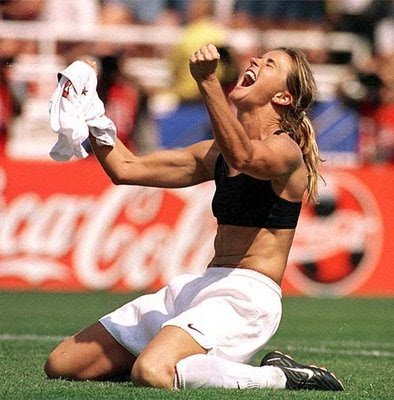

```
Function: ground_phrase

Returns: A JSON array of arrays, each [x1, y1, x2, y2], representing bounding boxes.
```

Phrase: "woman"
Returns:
[[44, 45, 343, 391]]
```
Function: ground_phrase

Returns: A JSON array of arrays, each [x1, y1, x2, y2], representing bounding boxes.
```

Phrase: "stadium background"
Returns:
[[0, 0, 393, 297]]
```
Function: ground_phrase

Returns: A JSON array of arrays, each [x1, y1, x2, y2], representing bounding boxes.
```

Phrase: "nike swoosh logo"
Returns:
[[187, 323, 204, 335], [283, 367, 314, 380]]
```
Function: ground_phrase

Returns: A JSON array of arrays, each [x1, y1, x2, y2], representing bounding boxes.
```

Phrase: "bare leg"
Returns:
[[131, 325, 207, 388], [44, 322, 136, 380]]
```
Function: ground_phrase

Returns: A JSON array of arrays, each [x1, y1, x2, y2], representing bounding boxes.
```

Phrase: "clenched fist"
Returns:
[[189, 44, 221, 83]]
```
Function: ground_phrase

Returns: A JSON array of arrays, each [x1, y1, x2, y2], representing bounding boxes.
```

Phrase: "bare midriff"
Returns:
[[207, 224, 296, 286]]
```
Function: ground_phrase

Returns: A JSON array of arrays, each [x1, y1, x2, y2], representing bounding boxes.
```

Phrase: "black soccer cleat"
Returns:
[[260, 351, 344, 391]]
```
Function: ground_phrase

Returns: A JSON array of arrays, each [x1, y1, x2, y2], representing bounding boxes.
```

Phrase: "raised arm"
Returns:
[[89, 135, 218, 188], [189, 45, 302, 180]]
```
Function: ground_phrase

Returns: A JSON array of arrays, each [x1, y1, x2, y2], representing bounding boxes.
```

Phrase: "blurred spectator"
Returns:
[[164, 0, 189, 25], [42, 0, 100, 61], [327, 0, 392, 48], [97, 54, 157, 153], [1, 0, 99, 26], [372, 55, 394, 162], [0, 0, 101, 60], [374, 15, 394, 57], [0, 58, 20, 155], [339, 54, 394, 163], [0, 0, 46, 56], [100, 0, 167, 25], [99, 0, 176, 59], [170, 0, 225, 102], [0, 0, 44, 20], [232, 0, 326, 30], [41, 0, 99, 26]]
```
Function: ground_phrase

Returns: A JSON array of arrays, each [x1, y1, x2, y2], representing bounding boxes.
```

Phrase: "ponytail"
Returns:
[[293, 114, 321, 203], [277, 47, 323, 203]]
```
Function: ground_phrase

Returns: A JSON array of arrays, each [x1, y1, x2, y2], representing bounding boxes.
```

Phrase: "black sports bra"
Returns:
[[211, 131, 302, 228]]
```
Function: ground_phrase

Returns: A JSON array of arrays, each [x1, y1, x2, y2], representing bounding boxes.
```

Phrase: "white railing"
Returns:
[[0, 21, 371, 66]]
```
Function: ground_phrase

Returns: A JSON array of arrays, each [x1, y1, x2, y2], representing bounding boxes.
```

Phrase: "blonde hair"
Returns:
[[277, 47, 323, 203]]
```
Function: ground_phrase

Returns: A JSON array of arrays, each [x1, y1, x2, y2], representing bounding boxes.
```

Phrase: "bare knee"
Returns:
[[45, 322, 136, 381], [44, 345, 72, 379], [44, 339, 84, 380], [131, 355, 174, 388]]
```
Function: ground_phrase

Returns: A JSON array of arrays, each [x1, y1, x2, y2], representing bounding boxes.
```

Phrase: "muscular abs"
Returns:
[[209, 224, 296, 285]]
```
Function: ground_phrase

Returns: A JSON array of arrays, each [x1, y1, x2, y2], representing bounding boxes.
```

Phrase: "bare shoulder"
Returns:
[[235, 132, 304, 181], [263, 132, 303, 167], [263, 132, 301, 153], [262, 134, 307, 200]]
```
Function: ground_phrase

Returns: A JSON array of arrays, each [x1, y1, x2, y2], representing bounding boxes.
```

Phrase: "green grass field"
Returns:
[[0, 291, 393, 399]]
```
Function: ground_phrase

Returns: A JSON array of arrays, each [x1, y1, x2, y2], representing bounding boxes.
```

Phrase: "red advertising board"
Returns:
[[0, 157, 393, 297]]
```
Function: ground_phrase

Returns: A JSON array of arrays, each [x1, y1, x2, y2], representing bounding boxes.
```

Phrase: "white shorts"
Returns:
[[99, 267, 282, 363]]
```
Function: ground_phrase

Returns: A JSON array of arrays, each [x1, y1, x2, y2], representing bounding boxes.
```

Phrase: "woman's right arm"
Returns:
[[89, 135, 217, 188]]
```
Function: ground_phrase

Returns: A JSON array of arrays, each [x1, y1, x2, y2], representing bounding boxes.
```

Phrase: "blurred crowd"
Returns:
[[0, 0, 393, 163]]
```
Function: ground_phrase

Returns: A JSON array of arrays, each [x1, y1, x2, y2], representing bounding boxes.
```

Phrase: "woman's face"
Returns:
[[229, 50, 293, 110]]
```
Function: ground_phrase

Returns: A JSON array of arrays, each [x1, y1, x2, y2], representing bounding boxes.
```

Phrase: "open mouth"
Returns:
[[241, 70, 256, 87]]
